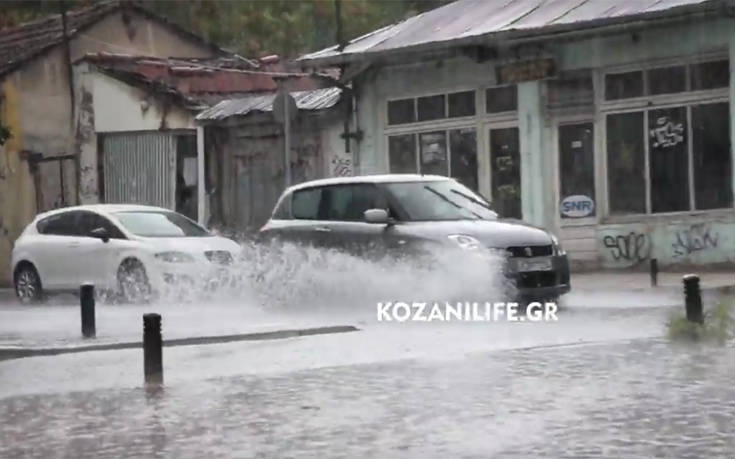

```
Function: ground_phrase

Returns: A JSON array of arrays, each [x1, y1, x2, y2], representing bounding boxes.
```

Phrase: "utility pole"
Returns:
[[335, 0, 346, 51]]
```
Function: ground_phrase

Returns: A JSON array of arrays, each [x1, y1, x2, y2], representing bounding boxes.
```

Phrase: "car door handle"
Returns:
[[67, 242, 80, 248], [313, 227, 331, 233]]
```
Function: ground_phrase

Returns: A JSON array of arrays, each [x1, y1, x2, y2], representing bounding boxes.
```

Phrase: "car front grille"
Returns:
[[506, 245, 553, 258], [516, 271, 558, 289], [205, 250, 234, 265]]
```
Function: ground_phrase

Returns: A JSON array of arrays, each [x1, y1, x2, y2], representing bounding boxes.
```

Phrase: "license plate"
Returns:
[[516, 257, 552, 272]]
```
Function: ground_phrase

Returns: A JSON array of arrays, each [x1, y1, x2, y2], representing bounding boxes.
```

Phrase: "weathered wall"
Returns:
[[348, 15, 735, 270], [598, 216, 734, 269], [0, 75, 37, 286], [74, 65, 196, 204], [208, 112, 341, 233], [0, 9, 218, 285]]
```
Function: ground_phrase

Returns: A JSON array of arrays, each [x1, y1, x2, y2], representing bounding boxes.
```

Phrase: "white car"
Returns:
[[11, 204, 241, 303]]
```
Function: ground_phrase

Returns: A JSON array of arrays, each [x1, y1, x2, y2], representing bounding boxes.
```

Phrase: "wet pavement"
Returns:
[[1, 337, 733, 459], [1, 254, 733, 458]]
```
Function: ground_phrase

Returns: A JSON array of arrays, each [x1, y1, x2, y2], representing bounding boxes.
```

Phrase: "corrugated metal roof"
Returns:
[[299, 0, 716, 66], [196, 87, 342, 121]]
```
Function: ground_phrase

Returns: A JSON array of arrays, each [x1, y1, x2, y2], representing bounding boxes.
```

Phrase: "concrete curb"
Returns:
[[0, 325, 360, 362], [571, 285, 735, 296]]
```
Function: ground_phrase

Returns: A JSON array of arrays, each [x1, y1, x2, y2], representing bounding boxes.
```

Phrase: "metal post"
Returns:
[[80, 284, 96, 338], [683, 274, 704, 324], [650, 258, 658, 287], [143, 313, 163, 385], [283, 88, 291, 188]]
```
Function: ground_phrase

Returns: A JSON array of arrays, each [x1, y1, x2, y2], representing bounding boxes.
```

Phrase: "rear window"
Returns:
[[36, 212, 78, 236]]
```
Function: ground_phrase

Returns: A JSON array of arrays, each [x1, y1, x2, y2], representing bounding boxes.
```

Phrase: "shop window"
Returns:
[[417, 95, 446, 121], [606, 103, 732, 215], [691, 60, 729, 90], [448, 91, 475, 118], [419, 131, 448, 176], [692, 102, 732, 209], [486, 85, 517, 113], [558, 123, 595, 218], [490, 127, 521, 219], [607, 112, 646, 214], [388, 98, 415, 125], [648, 66, 686, 95], [388, 134, 417, 173], [449, 129, 478, 191], [649, 107, 689, 212], [605, 71, 644, 100]]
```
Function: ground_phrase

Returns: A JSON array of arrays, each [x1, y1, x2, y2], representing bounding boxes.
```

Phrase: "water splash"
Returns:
[[231, 240, 511, 312]]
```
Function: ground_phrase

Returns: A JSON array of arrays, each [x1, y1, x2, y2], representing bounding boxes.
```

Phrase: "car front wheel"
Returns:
[[14, 264, 43, 304], [117, 259, 152, 304]]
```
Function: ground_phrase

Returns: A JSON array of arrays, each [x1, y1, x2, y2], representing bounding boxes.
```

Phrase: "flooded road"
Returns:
[[1, 337, 733, 458], [1, 243, 731, 457]]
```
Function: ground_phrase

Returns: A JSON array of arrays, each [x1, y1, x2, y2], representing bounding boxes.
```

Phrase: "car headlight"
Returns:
[[155, 251, 195, 263], [550, 234, 565, 256], [447, 234, 482, 250]]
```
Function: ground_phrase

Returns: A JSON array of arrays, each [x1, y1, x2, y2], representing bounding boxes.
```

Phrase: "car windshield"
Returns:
[[113, 211, 211, 237], [384, 180, 497, 221]]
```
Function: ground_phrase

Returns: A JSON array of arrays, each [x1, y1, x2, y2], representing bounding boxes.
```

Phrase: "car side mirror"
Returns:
[[90, 226, 110, 243], [364, 208, 390, 224]]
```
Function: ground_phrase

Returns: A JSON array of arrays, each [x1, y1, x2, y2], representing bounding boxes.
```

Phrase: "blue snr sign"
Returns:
[[560, 195, 595, 218]]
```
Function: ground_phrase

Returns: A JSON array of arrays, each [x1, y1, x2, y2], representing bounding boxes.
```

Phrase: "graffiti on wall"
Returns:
[[671, 223, 719, 258], [330, 154, 353, 177], [602, 231, 650, 265]]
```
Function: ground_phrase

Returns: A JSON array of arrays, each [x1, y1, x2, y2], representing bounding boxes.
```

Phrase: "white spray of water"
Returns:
[[229, 240, 511, 312]]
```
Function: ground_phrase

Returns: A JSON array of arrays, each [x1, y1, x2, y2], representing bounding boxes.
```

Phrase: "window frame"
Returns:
[[384, 86, 517, 199], [599, 54, 731, 221]]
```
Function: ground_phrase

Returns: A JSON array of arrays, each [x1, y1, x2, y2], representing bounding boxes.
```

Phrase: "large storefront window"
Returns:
[[607, 112, 646, 214], [604, 58, 731, 215], [606, 102, 731, 214], [692, 102, 732, 209], [388, 128, 478, 191]]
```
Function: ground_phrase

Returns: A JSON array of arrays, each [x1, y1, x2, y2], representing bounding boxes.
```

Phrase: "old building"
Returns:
[[74, 52, 342, 232], [300, 0, 735, 270], [196, 86, 345, 232], [0, 0, 230, 284]]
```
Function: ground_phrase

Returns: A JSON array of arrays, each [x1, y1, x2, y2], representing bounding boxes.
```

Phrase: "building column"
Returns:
[[729, 43, 735, 205], [517, 81, 548, 227], [196, 125, 206, 225], [73, 63, 99, 204]]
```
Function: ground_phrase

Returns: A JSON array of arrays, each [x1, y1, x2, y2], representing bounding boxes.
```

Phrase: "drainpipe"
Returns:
[[196, 125, 206, 225], [60, 1, 78, 204]]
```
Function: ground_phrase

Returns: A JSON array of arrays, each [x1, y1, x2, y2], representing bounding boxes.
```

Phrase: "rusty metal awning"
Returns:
[[195, 87, 342, 122]]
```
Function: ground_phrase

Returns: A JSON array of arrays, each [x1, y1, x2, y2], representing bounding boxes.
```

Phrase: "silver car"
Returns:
[[258, 174, 570, 302]]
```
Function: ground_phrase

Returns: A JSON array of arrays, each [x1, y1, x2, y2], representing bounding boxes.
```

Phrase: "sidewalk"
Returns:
[[0, 298, 363, 360], [571, 270, 735, 294]]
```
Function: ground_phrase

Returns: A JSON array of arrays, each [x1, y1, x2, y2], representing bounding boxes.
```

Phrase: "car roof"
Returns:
[[34, 204, 171, 220], [286, 174, 453, 193]]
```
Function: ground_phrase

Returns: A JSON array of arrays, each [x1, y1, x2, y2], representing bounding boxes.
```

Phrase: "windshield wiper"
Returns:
[[449, 189, 493, 211], [423, 186, 481, 220]]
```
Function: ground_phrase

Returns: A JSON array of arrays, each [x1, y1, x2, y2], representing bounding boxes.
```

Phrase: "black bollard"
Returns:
[[143, 313, 163, 385], [650, 258, 658, 287], [683, 274, 704, 324], [80, 284, 96, 338]]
